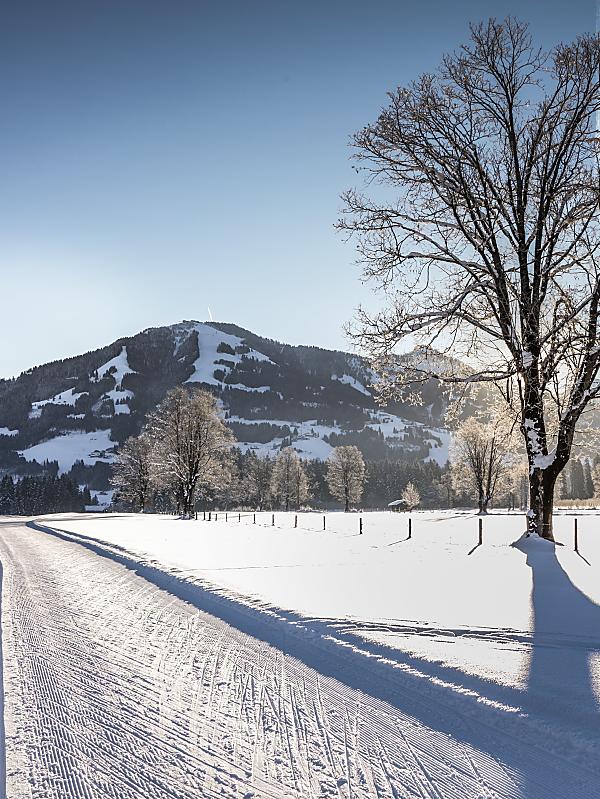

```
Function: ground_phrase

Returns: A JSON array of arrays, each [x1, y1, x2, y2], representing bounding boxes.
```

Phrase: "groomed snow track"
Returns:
[[0, 518, 597, 798]]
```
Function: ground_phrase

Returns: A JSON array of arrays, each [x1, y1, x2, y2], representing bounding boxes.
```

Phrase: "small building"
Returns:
[[388, 499, 409, 512]]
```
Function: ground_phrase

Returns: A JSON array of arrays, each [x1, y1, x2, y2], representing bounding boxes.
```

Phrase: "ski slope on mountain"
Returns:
[[183, 322, 274, 387], [18, 509, 600, 798]]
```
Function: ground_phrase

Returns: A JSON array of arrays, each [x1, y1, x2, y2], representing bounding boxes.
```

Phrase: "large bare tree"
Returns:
[[339, 18, 600, 539], [147, 386, 234, 517]]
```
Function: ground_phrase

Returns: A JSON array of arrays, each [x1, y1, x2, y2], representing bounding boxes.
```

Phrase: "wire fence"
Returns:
[[189, 509, 596, 561]]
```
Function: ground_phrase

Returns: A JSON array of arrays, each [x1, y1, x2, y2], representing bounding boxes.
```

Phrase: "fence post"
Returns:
[[478, 517, 483, 546], [323, 515, 326, 531], [408, 516, 412, 539], [203, 510, 206, 521], [253, 513, 256, 525], [225, 512, 228, 522], [239, 513, 241, 522], [208, 511, 211, 522], [195, 511, 198, 520], [295, 514, 297, 528], [359, 516, 363, 535], [215, 513, 218, 522], [272, 513, 275, 527], [574, 517, 579, 552]]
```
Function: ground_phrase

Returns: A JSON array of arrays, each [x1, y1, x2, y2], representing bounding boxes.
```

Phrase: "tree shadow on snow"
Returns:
[[521, 536, 600, 746]]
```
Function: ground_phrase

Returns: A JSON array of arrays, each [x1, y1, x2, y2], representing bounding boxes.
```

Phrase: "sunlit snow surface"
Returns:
[[20, 509, 600, 797], [18, 429, 115, 472], [50, 510, 600, 716]]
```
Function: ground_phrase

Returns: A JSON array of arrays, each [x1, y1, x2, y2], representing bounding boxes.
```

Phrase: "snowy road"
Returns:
[[0, 519, 599, 798]]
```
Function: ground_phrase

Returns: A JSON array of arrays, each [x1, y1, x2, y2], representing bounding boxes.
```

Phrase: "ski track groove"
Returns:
[[1, 521, 599, 798]]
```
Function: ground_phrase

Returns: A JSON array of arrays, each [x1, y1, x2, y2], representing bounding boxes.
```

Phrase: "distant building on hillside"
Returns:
[[387, 499, 409, 512]]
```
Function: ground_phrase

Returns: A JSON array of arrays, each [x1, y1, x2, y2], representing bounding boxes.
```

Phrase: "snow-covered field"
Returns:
[[13, 508, 597, 797], [18, 428, 116, 473]]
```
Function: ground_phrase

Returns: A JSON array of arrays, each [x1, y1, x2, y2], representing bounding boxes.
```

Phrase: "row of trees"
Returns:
[[112, 386, 429, 514], [112, 386, 370, 514], [0, 474, 92, 516]]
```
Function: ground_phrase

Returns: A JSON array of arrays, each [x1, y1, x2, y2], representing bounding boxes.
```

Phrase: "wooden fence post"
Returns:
[[575, 517, 579, 553], [408, 517, 412, 539], [272, 513, 275, 527], [478, 517, 483, 546], [295, 514, 297, 528], [359, 517, 363, 535], [323, 515, 326, 531]]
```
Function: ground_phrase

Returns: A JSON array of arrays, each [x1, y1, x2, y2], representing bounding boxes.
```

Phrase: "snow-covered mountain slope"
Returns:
[[0, 320, 451, 480]]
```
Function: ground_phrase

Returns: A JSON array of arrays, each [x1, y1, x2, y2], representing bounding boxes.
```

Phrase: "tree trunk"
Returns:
[[527, 469, 556, 540], [344, 487, 349, 513], [478, 494, 487, 514]]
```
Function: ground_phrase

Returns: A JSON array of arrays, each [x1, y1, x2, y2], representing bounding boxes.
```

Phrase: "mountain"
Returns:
[[0, 321, 451, 491]]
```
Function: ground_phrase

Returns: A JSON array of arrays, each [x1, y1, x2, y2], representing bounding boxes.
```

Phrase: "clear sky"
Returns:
[[0, 0, 596, 377]]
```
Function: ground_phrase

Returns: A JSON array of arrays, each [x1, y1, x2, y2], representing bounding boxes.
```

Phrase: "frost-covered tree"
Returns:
[[340, 18, 600, 539], [451, 417, 512, 514], [326, 445, 365, 511], [147, 387, 234, 517], [111, 433, 154, 512], [242, 452, 273, 510], [401, 481, 420, 511], [592, 462, 600, 498], [271, 447, 309, 511]]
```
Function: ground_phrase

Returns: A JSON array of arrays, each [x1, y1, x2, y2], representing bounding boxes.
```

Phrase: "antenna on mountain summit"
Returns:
[[207, 307, 214, 322]]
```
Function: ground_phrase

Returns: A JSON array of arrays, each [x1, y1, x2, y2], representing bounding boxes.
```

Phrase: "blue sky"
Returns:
[[0, 0, 596, 377]]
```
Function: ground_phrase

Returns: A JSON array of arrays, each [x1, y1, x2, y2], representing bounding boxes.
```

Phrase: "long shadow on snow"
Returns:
[[28, 519, 600, 798]]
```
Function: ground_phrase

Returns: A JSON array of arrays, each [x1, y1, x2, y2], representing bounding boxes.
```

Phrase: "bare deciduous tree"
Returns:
[[111, 433, 153, 512], [271, 447, 309, 511], [451, 417, 512, 514], [147, 387, 234, 517], [339, 18, 600, 539], [326, 445, 365, 511], [242, 452, 273, 510]]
